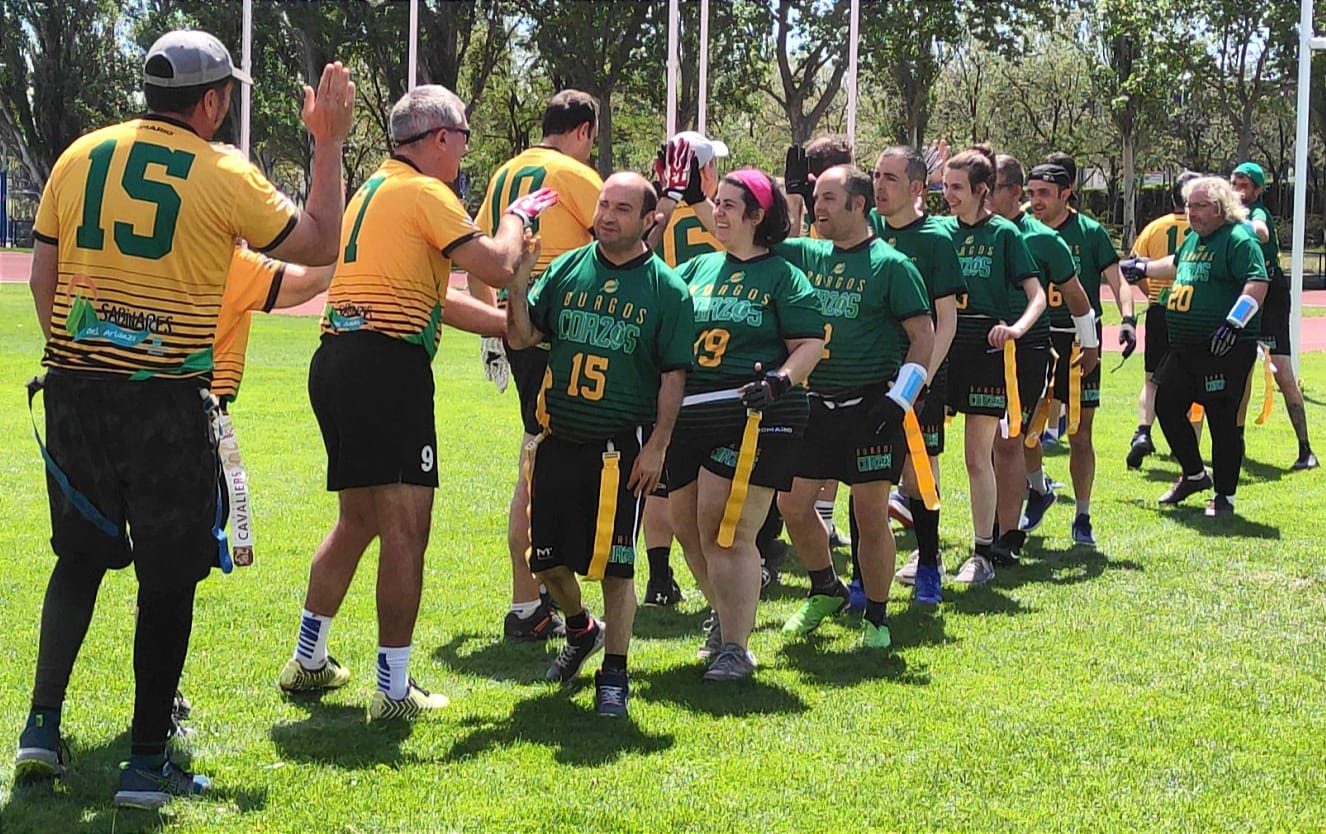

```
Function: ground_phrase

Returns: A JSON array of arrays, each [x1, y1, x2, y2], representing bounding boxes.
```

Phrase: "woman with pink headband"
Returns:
[[668, 168, 825, 681]]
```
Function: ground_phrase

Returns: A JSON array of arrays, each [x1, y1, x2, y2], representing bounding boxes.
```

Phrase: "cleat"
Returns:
[[545, 618, 606, 683], [1019, 485, 1056, 532], [1159, 472, 1213, 505], [279, 656, 350, 693], [1126, 430, 1155, 469], [594, 668, 630, 718], [913, 563, 942, 604], [888, 491, 914, 528], [368, 679, 450, 721], [112, 758, 210, 809], [954, 554, 995, 585], [703, 644, 757, 682], [697, 612, 723, 660], [1071, 513, 1096, 547], [1293, 452, 1319, 471], [1204, 495, 1235, 518], [846, 578, 866, 614], [995, 529, 1025, 562], [782, 583, 850, 635], [504, 602, 566, 642], [15, 720, 68, 783], [643, 577, 683, 607], [827, 523, 851, 549], [860, 620, 892, 649]]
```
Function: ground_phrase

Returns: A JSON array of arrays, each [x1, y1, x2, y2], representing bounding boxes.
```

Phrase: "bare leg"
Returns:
[[849, 482, 895, 602], [1068, 408, 1096, 510], [778, 477, 832, 572], [372, 484, 433, 647], [993, 433, 1026, 536], [601, 577, 637, 656], [536, 565, 584, 618], [304, 488, 379, 617], [963, 415, 1000, 541], [669, 481, 715, 605], [507, 434, 543, 605], [697, 473, 772, 651]]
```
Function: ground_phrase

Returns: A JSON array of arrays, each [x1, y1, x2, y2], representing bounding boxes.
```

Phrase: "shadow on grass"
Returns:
[[2, 729, 266, 833], [997, 547, 1144, 592], [778, 637, 931, 687], [445, 685, 674, 765], [269, 702, 412, 768], [432, 632, 558, 684], [1240, 455, 1288, 484], [1156, 505, 1281, 539], [631, 606, 712, 640], [633, 663, 812, 714]]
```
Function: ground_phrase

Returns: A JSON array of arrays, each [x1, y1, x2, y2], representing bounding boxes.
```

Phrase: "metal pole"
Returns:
[[666, 0, 679, 138], [240, 0, 252, 159], [698, 0, 709, 135], [408, 0, 419, 90], [846, 0, 860, 149], [1290, 0, 1320, 378]]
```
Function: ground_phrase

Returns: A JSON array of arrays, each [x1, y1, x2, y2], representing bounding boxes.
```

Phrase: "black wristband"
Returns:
[[1121, 315, 1137, 326]]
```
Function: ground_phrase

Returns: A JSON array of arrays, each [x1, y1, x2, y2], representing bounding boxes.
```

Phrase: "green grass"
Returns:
[[1, 284, 1324, 833]]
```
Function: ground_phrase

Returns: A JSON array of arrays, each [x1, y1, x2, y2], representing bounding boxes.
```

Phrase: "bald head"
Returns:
[[602, 171, 657, 218], [595, 171, 657, 255]]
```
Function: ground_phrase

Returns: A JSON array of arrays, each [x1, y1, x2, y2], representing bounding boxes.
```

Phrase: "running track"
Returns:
[[5, 249, 1326, 352]]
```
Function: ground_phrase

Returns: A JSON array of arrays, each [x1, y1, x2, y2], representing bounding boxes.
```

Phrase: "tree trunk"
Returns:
[[596, 87, 614, 179], [1121, 127, 1137, 247]]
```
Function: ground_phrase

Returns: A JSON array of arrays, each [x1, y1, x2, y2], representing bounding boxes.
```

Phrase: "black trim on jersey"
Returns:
[[831, 234, 877, 255], [442, 231, 481, 257], [33, 230, 57, 245], [390, 154, 423, 173], [955, 213, 996, 230], [255, 214, 298, 254], [885, 213, 929, 234], [897, 309, 932, 324], [140, 113, 200, 136], [594, 245, 653, 271], [724, 251, 777, 266], [932, 287, 962, 300], [261, 265, 286, 313], [661, 363, 692, 373]]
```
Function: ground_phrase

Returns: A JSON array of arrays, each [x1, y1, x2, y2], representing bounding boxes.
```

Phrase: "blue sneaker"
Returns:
[[594, 668, 630, 718], [846, 578, 866, 614], [15, 717, 67, 782], [1071, 513, 1096, 547], [1019, 486, 1056, 532], [913, 563, 942, 604], [113, 758, 211, 809]]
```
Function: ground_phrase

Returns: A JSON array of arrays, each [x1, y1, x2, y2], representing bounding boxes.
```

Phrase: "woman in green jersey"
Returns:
[[669, 169, 825, 681]]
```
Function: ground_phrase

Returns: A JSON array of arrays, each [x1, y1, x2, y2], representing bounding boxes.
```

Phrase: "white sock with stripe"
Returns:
[[377, 645, 412, 699], [294, 609, 332, 670]]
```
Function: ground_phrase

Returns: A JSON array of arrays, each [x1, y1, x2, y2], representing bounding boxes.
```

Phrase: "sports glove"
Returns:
[[1119, 257, 1149, 285], [505, 187, 559, 227], [682, 154, 706, 205], [739, 369, 792, 410], [1209, 322, 1240, 357], [657, 139, 693, 202], [784, 145, 813, 202], [480, 336, 510, 393], [866, 392, 906, 441], [1119, 315, 1138, 358]]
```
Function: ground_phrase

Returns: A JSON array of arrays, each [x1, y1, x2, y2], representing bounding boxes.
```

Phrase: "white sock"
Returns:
[[1027, 469, 1048, 495], [510, 600, 541, 619], [814, 500, 835, 523], [294, 609, 332, 670], [1076, 500, 1090, 516], [377, 645, 412, 699]]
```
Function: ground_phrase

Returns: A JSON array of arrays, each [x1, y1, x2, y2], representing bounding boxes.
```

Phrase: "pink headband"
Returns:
[[730, 168, 774, 213]]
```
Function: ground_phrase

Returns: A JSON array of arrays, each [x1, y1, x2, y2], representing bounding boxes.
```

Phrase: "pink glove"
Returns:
[[506, 187, 559, 227]]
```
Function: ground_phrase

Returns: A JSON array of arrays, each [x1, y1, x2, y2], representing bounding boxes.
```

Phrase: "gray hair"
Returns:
[[388, 84, 466, 144], [1183, 176, 1249, 225]]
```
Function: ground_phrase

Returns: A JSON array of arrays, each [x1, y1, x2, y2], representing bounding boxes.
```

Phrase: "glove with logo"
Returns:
[[505, 187, 559, 227], [657, 139, 693, 203], [1119, 257, 1149, 285], [1209, 322, 1240, 357], [1119, 315, 1138, 359], [784, 144, 813, 203], [739, 368, 792, 411], [480, 336, 510, 393]]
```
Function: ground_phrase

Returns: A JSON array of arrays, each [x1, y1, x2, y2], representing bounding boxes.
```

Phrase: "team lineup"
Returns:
[[11, 30, 1317, 810]]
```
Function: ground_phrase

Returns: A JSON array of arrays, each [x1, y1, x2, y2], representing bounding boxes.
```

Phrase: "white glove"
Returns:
[[481, 336, 510, 393]]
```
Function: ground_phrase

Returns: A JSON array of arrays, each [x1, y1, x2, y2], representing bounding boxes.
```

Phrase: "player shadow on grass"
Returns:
[[630, 605, 715, 640], [1154, 505, 1281, 538], [632, 663, 812, 715], [994, 547, 1143, 593], [444, 686, 674, 765], [269, 702, 413, 768], [433, 632, 564, 684], [778, 636, 931, 687], [2, 729, 267, 833]]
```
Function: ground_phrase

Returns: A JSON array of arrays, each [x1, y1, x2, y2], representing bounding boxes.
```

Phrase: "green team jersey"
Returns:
[[868, 209, 967, 308], [941, 213, 1039, 343], [774, 236, 930, 393], [1246, 200, 1286, 284], [1013, 211, 1077, 347], [529, 244, 694, 441], [1044, 210, 1119, 324], [1166, 222, 1268, 348]]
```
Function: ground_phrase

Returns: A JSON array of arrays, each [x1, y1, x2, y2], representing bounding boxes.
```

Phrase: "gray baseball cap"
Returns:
[[143, 30, 251, 88]]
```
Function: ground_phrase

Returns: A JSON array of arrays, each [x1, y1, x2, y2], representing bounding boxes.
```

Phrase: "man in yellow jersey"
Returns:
[[473, 90, 602, 642], [284, 84, 557, 722], [1122, 172, 1197, 469], [18, 30, 352, 808]]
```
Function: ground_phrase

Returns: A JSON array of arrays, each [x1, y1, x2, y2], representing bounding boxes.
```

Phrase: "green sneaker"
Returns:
[[861, 620, 892, 649], [279, 656, 350, 693], [782, 584, 849, 635]]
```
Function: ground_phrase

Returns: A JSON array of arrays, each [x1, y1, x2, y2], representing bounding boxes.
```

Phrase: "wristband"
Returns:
[[1226, 293, 1259, 328], [886, 362, 928, 411], [1073, 312, 1099, 349]]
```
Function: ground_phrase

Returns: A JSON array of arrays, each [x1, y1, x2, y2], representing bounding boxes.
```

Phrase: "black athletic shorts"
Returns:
[[40, 371, 220, 591], [668, 436, 797, 492], [506, 341, 549, 436], [1154, 342, 1257, 408], [791, 389, 903, 485], [529, 427, 650, 579], [1260, 279, 1291, 356], [917, 360, 948, 456], [1144, 304, 1170, 373], [308, 331, 438, 491], [1014, 342, 1052, 426], [1050, 324, 1102, 410], [947, 336, 1007, 418]]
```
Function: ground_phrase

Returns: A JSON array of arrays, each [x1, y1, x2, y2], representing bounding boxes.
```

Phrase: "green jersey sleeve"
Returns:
[[1004, 226, 1040, 286], [887, 257, 932, 321], [775, 263, 825, 339], [655, 268, 697, 372]]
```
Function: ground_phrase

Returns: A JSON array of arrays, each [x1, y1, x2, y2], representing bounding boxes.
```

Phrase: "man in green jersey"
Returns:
[[772, 165, 934, 649], [1229, 161, 1317, 471], [1025, 162, 1133, 547], [506, 172, 693, 717]]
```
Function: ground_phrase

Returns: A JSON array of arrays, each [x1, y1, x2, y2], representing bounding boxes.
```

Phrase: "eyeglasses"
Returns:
[[395, 125, 471, 147]]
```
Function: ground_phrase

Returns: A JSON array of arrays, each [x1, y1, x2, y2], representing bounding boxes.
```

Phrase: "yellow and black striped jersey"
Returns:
[[321, 156, 481, 358], [34, 115, 298, 379], [212, 247, 284, 402], [660, 203, 722, 268], [1132, 211, 1190, 303]]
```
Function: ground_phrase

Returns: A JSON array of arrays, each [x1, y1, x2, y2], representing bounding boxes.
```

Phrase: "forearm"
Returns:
[[786, 194, 806, 237], [1062, 277, 1092, 318], [483, 215, 528, 288], [930, 297, 957, 373], [649, 370, 686, 447], [467, 274, 496, 306], [1239, 280, 1269, 306], [1010, 280, 1046, 336], [901, 320, 935, 372], [444, 288, 506, 336], [503, 287, 541, 349], [1145, 255, 1177, 281], [645, 198, 678, 250], [1106, 267, 1133, 318], [301, 138, 346, 265], [778, 339, 824, 385]]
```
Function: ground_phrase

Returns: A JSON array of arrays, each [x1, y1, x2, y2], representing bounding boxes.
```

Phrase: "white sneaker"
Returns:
[[953, 555, 995, 585], [894, 550, 943, 586]]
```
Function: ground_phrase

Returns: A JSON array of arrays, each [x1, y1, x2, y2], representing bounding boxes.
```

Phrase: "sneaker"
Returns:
[[697, 612, 723, 660], [989, 538, 1020, 567], [1019, 486, 1056, 532], [913, 563, 942, 604], [760, 563, 777, 590], [112, 758, 211, 809], [594, 668, 630, 718], [860, 620, 892, 649], [278, 656, 350, 693], [782, 583, 850, 635], [172, 690, 192, 722], [703, 644, 757, 682], [1071, 513, 1096, 547], [894, 550, 943, 586], [545, 619, 606, 683], [504, 602, 566, 642], [14, 720, 68, 782], [643, 577, 683, 607], [1126, 430, 1156, 469], [888, 491, 914, 528], [954, 554, 995, 585], [827, 523, 851, 548], [1205, 495, 1235, 518], [993, 530, 1025, 564], [846, 578, 866, 614], [1159, 472, 1213, 505], [1293, 451, 1319, 471], [368, 679, 450, 721]]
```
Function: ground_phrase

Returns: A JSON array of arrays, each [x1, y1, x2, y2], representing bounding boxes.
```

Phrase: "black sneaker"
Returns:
[[992, 530, 1025, 565], [505, 602, 566, 642], [15, 720, 68, 783], [1204, 495, 1235, 518], [1126, 430, 1155, 469], [1159, 472, 1213, 505], [594, 667, 629, 718], [643, 577, 683, 607], [545, 618, 606, 683], [1293, 451, 1319, 471]]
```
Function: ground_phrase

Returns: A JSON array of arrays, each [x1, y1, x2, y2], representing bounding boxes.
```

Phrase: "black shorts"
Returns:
[[506, 341, 549, 436], [1144, 304, 1170, 373], [40, 372, 220, 591], [529, 428, 649, 579], [916, 361, 948, 456], [1014, 343, 1052, 425], [947, 338, 1007, 417], [1154, 342, 1257, 407], [1260, 280, 1291, 356], [791, 390, 904, 485], [1050, 326, 1102, 410], [667, 436, 797, 492], [308, 332, 438, 491]]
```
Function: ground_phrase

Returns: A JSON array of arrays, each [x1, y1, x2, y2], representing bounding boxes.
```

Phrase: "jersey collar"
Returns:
[[595, 244, 652, 271], [141, 113, 199, 136], [390, 154, 423, 173]]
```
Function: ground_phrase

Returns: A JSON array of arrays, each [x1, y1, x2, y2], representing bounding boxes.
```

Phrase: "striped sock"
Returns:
[[377, 645, 411, 699], [294, 609, 332, 670]]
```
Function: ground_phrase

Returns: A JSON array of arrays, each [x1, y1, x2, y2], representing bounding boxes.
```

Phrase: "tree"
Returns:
[[767, 0, 850, 145]]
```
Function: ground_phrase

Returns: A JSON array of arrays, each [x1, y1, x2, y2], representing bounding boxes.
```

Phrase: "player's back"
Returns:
[[478, 146, 602, 275]]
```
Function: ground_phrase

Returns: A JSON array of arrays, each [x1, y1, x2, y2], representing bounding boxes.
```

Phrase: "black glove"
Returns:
[[1209, 322, 1240, 357], [739, 369, 792, 410], [784, 145, 813, 202], [1119, 257, 1149, 285], [1119, 314, 1138, 359], [866, 394, 906, 440], [682, 155, 706, 205]]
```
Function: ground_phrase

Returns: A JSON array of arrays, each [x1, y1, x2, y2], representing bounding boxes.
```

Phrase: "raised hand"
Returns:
[[301, 62, 355, 145]]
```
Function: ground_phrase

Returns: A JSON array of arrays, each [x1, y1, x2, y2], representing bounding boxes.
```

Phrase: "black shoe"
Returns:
[[545, 618, 606, 683], [993, 530, 1025, 565], [759, 538, 789, 570], [1293, 451, 1319, 471], [1204, 495, 1235, 518], [505, 602, 566, 642], [1159, 472, 1213, 505], [594, 667, 629, 718], [1126, 430, 1155, 469], [643, 577, 683, 607]]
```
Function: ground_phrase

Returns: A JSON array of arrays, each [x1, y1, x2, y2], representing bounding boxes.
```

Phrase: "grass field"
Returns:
[[0, 284, 1324, 833]]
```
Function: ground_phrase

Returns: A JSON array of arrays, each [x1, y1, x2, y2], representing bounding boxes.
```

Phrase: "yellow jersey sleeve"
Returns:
[[660, 203, 723, 268], [416, 178, 483, 255], [219, 153, 299, 252], [212, 247, 284, 401]]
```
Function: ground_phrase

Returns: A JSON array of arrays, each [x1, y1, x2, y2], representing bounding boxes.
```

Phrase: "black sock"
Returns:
[[565, 609, 590, 632], [974, 538, 994, 558], [848, 495, 860, 578], [864, 599, 887, 627], [32, 558, 106, 714], [808, 567, 839, 594], [602, 653, 627, 673], [1137, 424, 1151, 436], [131, 582, 196, 758], [646, 547, 671, 583], [912, 504, 940, 567]]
